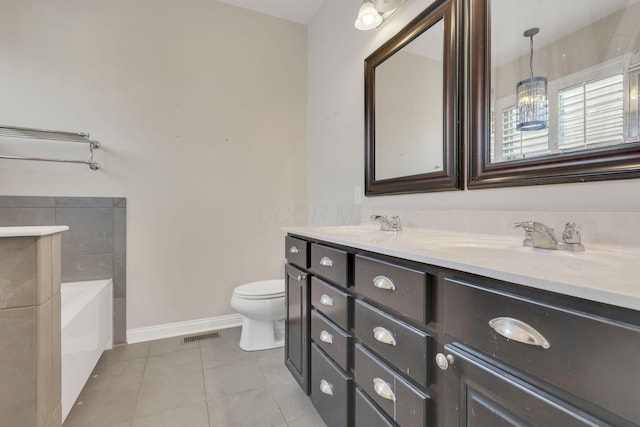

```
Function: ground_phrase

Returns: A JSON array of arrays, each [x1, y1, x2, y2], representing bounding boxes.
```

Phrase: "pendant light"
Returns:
[[516, 27, 548, 131]]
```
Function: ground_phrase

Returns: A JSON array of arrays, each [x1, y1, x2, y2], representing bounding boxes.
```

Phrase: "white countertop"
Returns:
[[286, 224, 640, 312], [0, 226, 69, 237]]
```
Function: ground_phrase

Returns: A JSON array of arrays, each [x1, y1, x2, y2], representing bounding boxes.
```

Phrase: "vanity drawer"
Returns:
[[444, 277, 640, 425], [311, 309, 350, 371], [354, 344, 429, 427], [354, 255, 430, 324], [311, 277, 350, 330], [354, 300, 431, 389], [285, 235, 309, 268], [311, 343, 352, 427], [355, 387, 396, 427], [311, 243, 349, 287]]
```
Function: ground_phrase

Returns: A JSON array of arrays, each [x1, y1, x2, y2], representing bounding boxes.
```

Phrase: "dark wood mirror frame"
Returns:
[[364, 0, 462, 196], [467, 0, 640, 189]]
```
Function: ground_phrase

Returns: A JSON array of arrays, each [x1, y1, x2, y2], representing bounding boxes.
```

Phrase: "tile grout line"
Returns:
[[199, 342, 213, 427], [128, 344, 151, 425]]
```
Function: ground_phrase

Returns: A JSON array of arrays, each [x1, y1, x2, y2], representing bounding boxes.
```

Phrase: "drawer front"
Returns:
[[354, 255, 430, 323], [355, 300, 430, 389], [354, 344, 429, 427], [311, 309, 350, 371], [310, 343, 351, 427], [444, 277, 640, 425], [311, 243, 349, 287], [285, 235, 309, 268], [311, 277, 350, 330], [355, 387, 396, 427]]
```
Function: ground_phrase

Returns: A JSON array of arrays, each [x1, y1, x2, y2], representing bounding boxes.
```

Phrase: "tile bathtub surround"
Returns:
[[0, 233, 63, 427], [63, 327, 327, 427], [0, 196, 127, 344]]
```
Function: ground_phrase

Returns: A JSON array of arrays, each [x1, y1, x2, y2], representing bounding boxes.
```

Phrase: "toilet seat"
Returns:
[[233, 279, 285, 300]]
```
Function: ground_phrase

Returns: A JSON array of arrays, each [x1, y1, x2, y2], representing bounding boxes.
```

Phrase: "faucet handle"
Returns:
[[513, 221, 535, 247], [389, 216, 401, 230], [562, 222, 582, 244]]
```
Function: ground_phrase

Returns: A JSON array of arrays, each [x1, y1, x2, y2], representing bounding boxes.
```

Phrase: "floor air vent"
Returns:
[[182, 331, 221, 344]]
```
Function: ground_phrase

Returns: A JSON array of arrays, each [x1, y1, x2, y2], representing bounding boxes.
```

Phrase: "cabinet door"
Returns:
[[441, 344, 608, 427], [285, 264, 310, 394]]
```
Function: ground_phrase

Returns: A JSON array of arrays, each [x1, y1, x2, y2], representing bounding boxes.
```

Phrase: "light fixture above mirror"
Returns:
[[354, 0, 407, 31]]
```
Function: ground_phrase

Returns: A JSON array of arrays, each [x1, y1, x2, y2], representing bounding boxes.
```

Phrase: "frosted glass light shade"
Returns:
[[516, 76, 548, 131], [372, 0, 406, 13], [355, 1, 383, 30]]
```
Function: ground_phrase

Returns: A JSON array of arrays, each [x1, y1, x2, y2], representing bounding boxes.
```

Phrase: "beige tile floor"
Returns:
[[63, 327, 327, 427]]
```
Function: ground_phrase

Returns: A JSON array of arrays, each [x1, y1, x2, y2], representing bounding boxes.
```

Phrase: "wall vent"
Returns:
[[182, 331, 221, 344]]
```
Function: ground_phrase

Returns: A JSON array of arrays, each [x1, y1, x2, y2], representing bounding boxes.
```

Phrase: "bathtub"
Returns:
[[61, 279, 113, 422]]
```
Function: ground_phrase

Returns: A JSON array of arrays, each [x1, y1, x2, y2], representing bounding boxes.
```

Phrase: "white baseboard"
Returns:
[[126, 313, 244, 344]]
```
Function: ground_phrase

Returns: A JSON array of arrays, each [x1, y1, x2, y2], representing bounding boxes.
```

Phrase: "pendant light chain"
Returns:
[[529, 34, 534, 81]]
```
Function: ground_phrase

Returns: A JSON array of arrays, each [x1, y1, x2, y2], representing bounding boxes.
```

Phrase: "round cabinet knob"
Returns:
[[435, 353, 454, 371]]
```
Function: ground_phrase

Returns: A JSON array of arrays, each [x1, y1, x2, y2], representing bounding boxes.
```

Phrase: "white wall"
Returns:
[[0, 0, 307, 330], [308, 0, 640, 227]]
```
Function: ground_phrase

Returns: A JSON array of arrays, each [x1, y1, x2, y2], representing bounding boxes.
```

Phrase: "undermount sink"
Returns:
[[319, 225, 382, 234], [414, 237, 640, 275], [316, 224, 405, 243]]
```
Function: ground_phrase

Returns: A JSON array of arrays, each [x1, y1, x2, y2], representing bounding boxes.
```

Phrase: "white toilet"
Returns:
[[230, 279, 286, 351]]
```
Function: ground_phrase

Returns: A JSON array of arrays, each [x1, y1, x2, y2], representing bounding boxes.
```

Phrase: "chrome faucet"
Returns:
[[513, 221, 585, 251], [371, 215, 402, 232]]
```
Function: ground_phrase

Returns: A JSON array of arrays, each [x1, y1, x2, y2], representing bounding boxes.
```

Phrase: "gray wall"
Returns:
[[0, 196, 126, 344]]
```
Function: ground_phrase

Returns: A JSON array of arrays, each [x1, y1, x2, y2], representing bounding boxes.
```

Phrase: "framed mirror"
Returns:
[[365, 0, 461, 195], [468, 0, 640, 188]]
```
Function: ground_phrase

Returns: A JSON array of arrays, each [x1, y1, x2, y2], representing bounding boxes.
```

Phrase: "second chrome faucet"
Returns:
[[513, 221, 585, 251], [371, 215, 402, 232]]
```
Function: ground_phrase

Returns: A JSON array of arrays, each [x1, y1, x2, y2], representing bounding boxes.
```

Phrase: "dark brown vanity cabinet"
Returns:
[[440, 276, 640, 427], [285, 263, 310, 394], [441, 344, 607, 427], [286, 237, 355, 426], [284, 234, 640, 426], [284, 236, 310, 394], [352, 255, 434, 426]]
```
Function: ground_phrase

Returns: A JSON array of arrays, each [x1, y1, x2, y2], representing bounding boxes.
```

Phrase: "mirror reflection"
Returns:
[[375, 19, 444, 180], [488, 0, 640, 164]]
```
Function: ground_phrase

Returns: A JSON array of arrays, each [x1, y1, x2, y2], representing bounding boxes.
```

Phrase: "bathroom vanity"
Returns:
[[283, 225, 640, 426]]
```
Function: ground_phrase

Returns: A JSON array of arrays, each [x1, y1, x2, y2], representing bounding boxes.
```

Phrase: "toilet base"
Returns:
[[239, 317, 285, 351]]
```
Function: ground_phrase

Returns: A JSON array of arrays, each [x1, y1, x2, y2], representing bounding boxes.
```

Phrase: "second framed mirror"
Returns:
[[364, 0, 462, 195], [468, 0, 640, 188]]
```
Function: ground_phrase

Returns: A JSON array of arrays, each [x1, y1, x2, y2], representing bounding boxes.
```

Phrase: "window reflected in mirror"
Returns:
[[488, 0, 640, 165]]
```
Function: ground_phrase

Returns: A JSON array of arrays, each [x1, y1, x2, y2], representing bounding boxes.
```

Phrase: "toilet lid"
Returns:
[[233, 279, 285, 299]]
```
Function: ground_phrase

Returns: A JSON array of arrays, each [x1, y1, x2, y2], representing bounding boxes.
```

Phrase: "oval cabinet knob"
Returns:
[[488, 317, 550, 349], [373, 275, 396, 291], [319, 294, 334, 307], [320, 379, 333, 396], [435, 353, 455, 371], [373, 326, 396, 346], [319, 330, 334, 344], [288, 245, 300, 254], [373, 378, 396, 401]]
